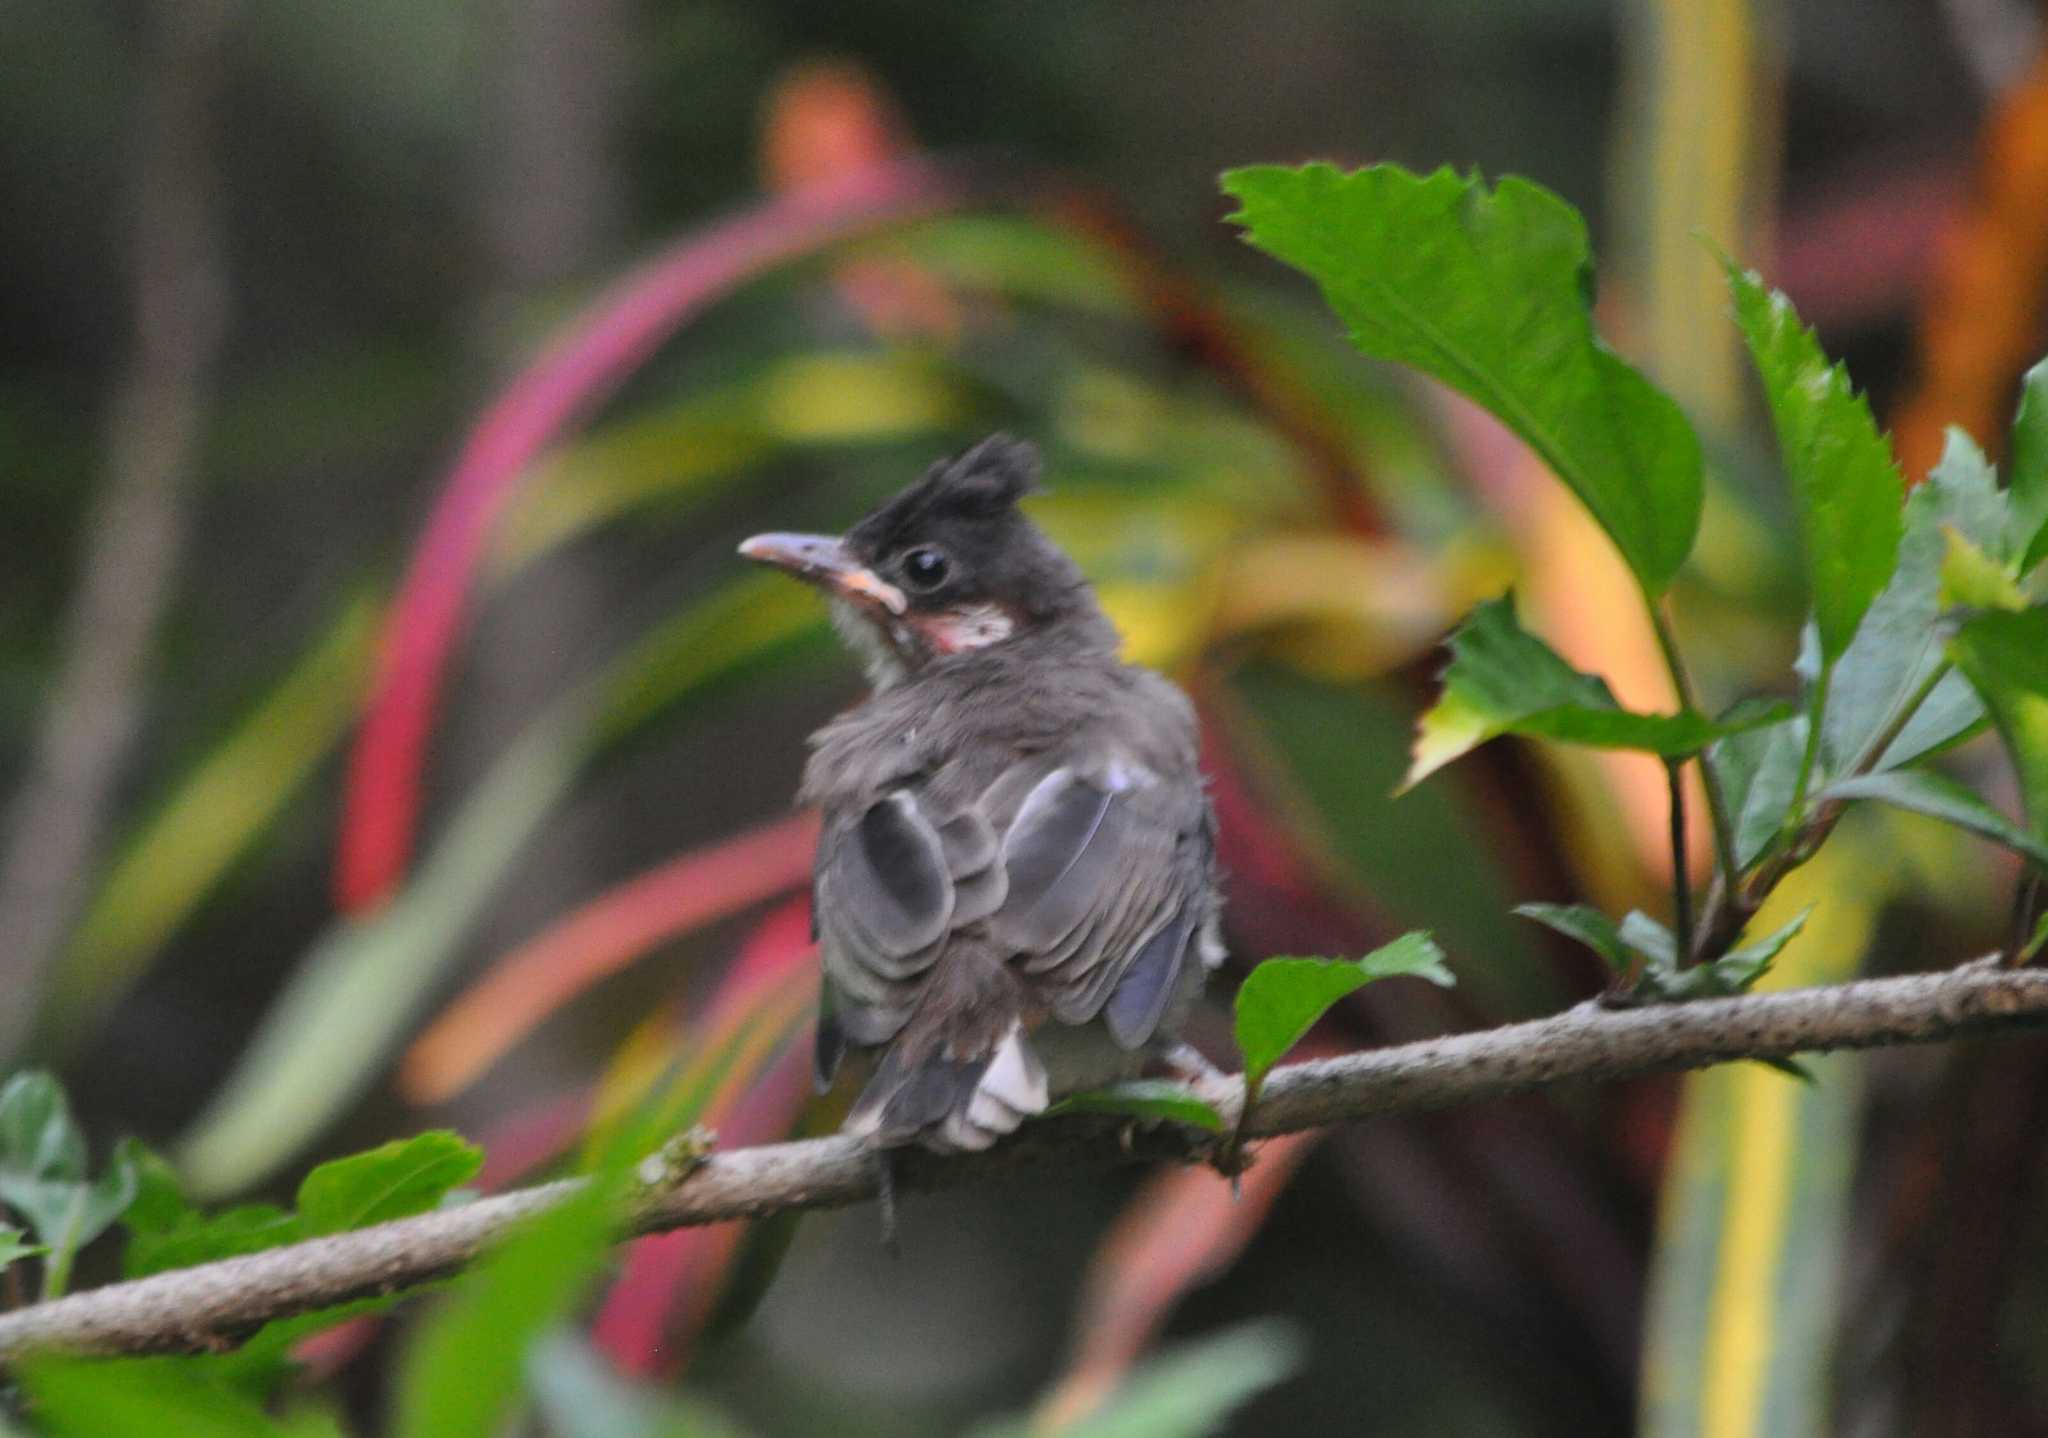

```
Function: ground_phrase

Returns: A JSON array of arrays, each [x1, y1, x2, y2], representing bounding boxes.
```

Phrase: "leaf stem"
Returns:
[[1786, 658, 1832, 828], [1845, 659, 1952, 780], [1666, 758, 1695, 962], [1650, 606, 1740, 883]]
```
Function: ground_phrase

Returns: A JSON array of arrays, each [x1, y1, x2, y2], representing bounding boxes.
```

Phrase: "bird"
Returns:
[[738, 434, 1224, 1157]]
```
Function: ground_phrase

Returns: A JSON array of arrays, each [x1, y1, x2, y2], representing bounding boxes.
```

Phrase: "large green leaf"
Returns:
[[1725, 263, 1903, 662], [1405, 596, 1738, 788], [1820, 768, 2048, 869], [1949, 607, 2048, 839], [1233, 933, 1452, 1105], [1223, 162, 1702, 593]]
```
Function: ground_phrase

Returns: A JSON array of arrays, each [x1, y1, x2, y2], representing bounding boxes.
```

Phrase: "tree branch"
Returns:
[[5, 959, 2048, 1361]]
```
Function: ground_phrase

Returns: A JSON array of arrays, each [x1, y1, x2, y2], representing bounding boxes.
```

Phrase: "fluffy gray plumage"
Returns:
[[765, 436, 1223, 1152]]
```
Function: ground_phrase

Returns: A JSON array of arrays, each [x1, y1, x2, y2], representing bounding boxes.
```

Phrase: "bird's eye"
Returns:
[[900, 546, 951, 591]]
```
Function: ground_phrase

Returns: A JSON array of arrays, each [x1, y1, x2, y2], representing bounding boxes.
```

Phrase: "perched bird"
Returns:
[[739, 435, 1223, 1155]]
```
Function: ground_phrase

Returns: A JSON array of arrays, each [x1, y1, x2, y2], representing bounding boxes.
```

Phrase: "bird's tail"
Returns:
[[843, 948, 1048, 1152]]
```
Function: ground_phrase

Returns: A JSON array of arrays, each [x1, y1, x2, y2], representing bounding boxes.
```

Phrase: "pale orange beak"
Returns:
[[737, 531, 907, 614]]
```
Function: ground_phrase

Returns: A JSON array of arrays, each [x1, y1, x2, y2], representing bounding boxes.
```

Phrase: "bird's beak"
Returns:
[[737, 531, 907, 615]]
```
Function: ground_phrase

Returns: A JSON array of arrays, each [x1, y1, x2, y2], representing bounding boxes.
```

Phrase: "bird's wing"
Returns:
[[813, 738, 1215, 1092], [812, 784, 1008, 1085], [989, 756, 1214, 1048]]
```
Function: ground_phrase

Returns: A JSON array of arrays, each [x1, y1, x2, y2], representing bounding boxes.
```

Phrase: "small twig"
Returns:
[[1666, 757, 1695, 961], [1649, 607, 1740, 885], [4, 960, 2048, 1361]]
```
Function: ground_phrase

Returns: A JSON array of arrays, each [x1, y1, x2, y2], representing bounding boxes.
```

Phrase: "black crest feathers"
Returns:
[[933, 433, 1042, 514], [846, 433, 1044, 558]]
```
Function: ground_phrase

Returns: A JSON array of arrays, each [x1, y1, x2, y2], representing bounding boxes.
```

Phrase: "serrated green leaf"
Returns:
[[1619, 911, 1679, 969], [1820, 768, 2048, 869], [970, 1319, 1301, 1438], [18, 1354, 346, 1438], [1711, 715, 1807, 869], [1405, 597, 1726, 787], [2009, 358, 2048, 572], [1939, 527, 2028, 612], [1725, 262, 1903, 661], [1950, 607, 2048, 841], [1223, 163, 1702, 592], [1052, 1081, 1226, 1133], [1234, 933, 1451, 1100], [1514, 902, 1632, 974], [296, 1131, 483, 1237]]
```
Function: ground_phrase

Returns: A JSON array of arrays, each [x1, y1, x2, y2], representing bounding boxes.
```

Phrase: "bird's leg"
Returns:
[[871, 1147, 900, 1255]]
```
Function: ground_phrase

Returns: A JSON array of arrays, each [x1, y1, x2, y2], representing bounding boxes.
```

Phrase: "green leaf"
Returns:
[[1052, 1081, 1226, 1132], [1939, 527, 2028, 612], [1711, 715, 1808, 869], [296, 1132, 483, 1237], [0, 1072, 137, 1295], [1819, 769, 2048, 869], [2023, 910, 2048, 963], [1950, 606, 2048, 840], [17, 1354, 347, 1438], [1223, 163, 1702, 593], [1514, 902, 1632, 974], [1724, 261, 1903, 661], [1406, 597, 1725, 787], [393, 1175, 623, 1438], [0, 1223, 44, 1269], [1619, 911, 1678, 968], [1641, 908, 1810, 1001], [1234, 933, 1452, 1101], [1821, 434, 1995, 775], [971, 1320, 1300, 1438], [120, 1142, 301, 1279], [2008, 357, 2048, 573]]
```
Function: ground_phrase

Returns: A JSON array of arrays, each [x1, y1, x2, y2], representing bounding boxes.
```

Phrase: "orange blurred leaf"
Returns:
[[1893, 45, 2048, 481], [400, 812, 819, 1104]]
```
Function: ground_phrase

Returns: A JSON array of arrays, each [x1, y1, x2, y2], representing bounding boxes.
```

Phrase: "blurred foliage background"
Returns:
[[5, 1, 2048, 1433]]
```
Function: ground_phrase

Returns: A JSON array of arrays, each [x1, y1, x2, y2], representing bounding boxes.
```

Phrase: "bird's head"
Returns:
[[739, 435, 1112, 688]]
